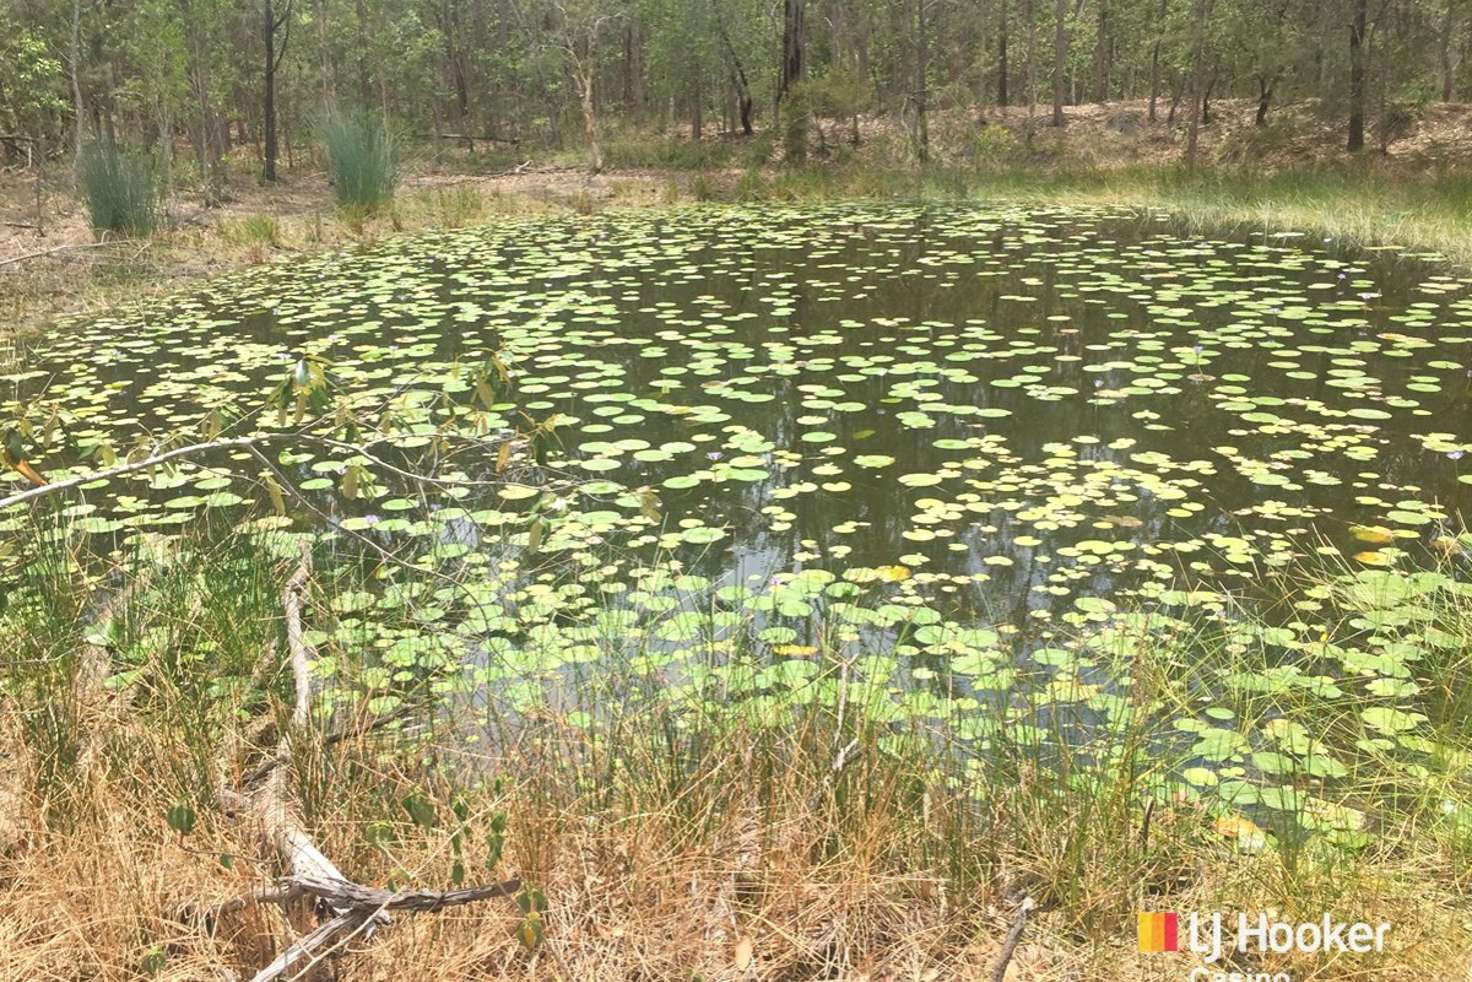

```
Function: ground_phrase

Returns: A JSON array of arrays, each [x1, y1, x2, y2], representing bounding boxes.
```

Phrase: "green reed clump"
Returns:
[[77, 142, 161, 236], [322, 112, 399, 210]]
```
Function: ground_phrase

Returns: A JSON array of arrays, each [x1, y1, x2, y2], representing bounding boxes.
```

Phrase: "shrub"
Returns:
[[77, 142, 160, 236], [322, 112, 398, 210]]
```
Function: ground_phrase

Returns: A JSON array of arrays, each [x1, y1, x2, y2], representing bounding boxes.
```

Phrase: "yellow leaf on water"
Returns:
[[734, 937, 753, 971], [773, 645, 817, 657], [1353, 550, 1392, 567], [1349, 524, 1395, 545], [1215, 814, 1266, 853], [1431, 536, 1465, 557], [874, 564, 911, 583]]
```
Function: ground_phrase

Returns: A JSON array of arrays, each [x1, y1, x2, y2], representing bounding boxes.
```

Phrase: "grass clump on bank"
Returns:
[[1, 512, 1469, 979], [322, 111, 399, 210], [77, 141, 161, 236]]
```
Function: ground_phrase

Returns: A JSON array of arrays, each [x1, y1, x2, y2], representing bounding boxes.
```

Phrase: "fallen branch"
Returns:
[[221, 553, 520, 982], [0, 429, 521, 511], [250, 909, 374, 982], [226, 873, 524, 917], [0, 435, 270, 509], [424, 132, 522, 146], [990, 896, 1036, 982], [0, 240, 127, 268]]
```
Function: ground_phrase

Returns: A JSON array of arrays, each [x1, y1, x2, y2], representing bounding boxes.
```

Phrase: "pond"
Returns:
[[4, 203, 1472, 834]]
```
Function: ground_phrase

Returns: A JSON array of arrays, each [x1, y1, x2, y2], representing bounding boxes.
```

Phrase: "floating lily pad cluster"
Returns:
[[2, 204, 1471, 844]]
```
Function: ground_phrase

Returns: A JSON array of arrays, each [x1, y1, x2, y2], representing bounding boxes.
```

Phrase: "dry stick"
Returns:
[[256, 547, 358, 900], [0, 435, 273, 510], [0, 429, 524, 511], [233, 556, 520, 982], [0, 240, 127, 268], [990, 897, 1036, 982], [250, 910, 375, 982]]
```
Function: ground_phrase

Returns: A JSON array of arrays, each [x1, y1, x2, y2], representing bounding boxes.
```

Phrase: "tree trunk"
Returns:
[[263, 0, 279, 181], [1439, 0, 1456, 102], [780, 0, 807, 161], [571, 51, 602, 174], [69, 0, 85, 160], [1348, 0, 1367, 151], [998, 0, 1009, 107], [1025, 0, 1038, 122], [1183, 0, 1212, 163], [780, 0, 806, 100], [1147, 0, 1167, 122], [1051, 0, 1067, 126], [913, 0, 929, 161], [717, 15, 755, 136], [1255, 74, 1274, 125], [314, 0, 335, 108], [1093, 0, 1109, 104], [691, 71, 702, 140]]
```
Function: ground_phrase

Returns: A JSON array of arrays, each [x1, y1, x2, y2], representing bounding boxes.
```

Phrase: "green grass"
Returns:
[[710, 160, 1472, 265], [77, 142, 161, 237], [322, 112, 400, 211]]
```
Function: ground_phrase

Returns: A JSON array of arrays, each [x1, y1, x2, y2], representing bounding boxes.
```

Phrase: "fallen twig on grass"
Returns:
[[0, 240, 127, 268], [990, 896, 1035, 982], [218, 549, 521, 982]]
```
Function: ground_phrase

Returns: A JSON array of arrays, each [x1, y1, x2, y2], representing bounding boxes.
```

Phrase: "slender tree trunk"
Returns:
[[913, 0, 929, 161], [570, 42, 602, 173], [1348, 0, 1367, 151], [313, 0, 334, 107], [1051, 0, 1067, 125], [1183, 0, 1212, 163], [691, 71, 702, 140], [263, 0, 278, 181], [780, 0, 807, 161], [1147, 0, 1166, 121], [717, 15, 755, 135], [69, 0, 84, 160], [1255, 74, 1274, 125], [1025, 0, 1038, 123], [1093, 0, 1109, 104], [1439, 0, 1457, 102], [998, 0, 1009, 107]]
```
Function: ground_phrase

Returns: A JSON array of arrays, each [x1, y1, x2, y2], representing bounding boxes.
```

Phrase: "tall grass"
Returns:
[[2, 514, 1470, 977], [77, 142, 160, 236], [321, 112, 399, 210]]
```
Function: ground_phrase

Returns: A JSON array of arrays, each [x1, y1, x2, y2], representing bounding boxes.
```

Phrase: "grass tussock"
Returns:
[[321, 112, 399, 211], [2, 519, 1470, 979], [77, 142, 161, 237]]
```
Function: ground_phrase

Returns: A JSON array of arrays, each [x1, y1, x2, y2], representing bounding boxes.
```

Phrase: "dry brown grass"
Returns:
[[3, 691, 1468, 981], [0, 715, 1023, 981]]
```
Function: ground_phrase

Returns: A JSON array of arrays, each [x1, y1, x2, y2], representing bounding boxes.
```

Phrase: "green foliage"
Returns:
[[78, 142, 161, 237], [321, 112, 399, 210], [970, 123, 1024, 164], [222, 214, 281, 246]]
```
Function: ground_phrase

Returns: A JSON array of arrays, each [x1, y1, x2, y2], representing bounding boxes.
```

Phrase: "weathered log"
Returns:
[[222, 554, 521, 982]]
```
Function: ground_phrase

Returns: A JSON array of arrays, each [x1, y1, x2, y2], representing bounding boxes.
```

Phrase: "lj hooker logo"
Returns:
[[1138, 911, 1391, 980]]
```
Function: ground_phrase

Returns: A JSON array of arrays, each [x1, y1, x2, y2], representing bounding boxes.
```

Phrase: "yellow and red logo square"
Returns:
[[1138, 912, 1179, 952]]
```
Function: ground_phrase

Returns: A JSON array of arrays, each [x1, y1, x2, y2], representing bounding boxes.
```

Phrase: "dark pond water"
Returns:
[[6, 204, 1469, 639]]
